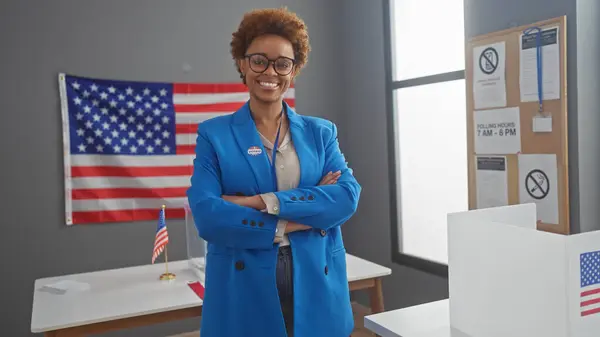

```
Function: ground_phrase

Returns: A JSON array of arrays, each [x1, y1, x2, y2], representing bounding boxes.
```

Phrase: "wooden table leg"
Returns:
[[369, 277, 384, 314]]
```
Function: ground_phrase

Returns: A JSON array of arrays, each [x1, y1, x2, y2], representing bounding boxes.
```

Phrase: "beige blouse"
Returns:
[[258, 129, 300, 247]]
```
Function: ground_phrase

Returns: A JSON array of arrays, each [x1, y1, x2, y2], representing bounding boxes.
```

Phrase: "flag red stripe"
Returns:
[[71, 187, 188, 200], [173, 83, 249, 94], [175, 102, 246, 113], [581, 288, 600, 297], [153, 245, 167, 256], [155, 230, 168, 241], [174, 98, 295, 113], [172, 82, 293, 94], [176, 124, 198, 134], [71, 165, 192, 178], [581, 297, 600, 307], [176, 145, 195, 155], [72, 208, 185, 223], [582, 307, 600, 317], [154, 238, 168, 249]]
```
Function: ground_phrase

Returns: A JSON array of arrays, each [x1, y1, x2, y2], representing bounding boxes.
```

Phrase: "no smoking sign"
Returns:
[[525, 169, 550, 200]]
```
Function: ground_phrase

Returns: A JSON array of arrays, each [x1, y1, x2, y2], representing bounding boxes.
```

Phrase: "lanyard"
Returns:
[[524, 26, 543, 112], [270, 109, 284, 191]]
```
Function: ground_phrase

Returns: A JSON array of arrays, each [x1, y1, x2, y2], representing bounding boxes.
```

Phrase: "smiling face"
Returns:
[[238, 34, 296, 104]]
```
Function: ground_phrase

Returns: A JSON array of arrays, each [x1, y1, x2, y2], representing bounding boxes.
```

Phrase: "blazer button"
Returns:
[[299, 196, 305, 201], [250, 220, 256, 227], [324, 265, 328, 275], [235, 261, 245, 271], [242, 219, 248, 225], [258, 221, 264, 227], [291, 196, 297, 201], [308, 195, 314, 200], [320, 229, 327, 237]]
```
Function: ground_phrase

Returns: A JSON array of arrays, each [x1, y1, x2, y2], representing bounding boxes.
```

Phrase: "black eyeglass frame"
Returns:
[[244, 53, 296, 76]]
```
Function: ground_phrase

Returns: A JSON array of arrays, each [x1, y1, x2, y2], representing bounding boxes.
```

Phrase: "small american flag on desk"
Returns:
[[580, 249, 600, 317], [58, 73, 295, 225], [152, 206, 169, 264]]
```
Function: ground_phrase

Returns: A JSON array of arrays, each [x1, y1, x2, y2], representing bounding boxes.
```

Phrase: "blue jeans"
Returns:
[[276, 246, 294, 336]]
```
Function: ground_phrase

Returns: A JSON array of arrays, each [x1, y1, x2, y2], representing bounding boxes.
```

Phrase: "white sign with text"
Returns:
[[474, 107, 521, 154]]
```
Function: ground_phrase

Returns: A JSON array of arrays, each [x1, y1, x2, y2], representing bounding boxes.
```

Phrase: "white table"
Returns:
[[364, 299, 472, 337], [32, 253, 391, 336]]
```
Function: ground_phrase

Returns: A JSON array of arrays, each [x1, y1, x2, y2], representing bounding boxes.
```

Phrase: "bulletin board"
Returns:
[[465, 16, 569, 234]]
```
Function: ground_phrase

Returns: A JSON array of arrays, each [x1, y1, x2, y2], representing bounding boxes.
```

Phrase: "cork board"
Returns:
[[465, 16, 569, 234]]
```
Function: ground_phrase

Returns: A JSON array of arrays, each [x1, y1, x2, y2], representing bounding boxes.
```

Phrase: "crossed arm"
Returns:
[[222, 170, 341, 238], [187, 121, 361, 250]]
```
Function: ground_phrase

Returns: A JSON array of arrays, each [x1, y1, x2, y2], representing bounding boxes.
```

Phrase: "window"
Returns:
[[391, 0, 465, 81], [384, 0, 468, 277]]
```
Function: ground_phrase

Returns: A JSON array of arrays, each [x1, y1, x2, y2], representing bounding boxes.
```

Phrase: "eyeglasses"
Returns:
[[245, 53, 296, 76]]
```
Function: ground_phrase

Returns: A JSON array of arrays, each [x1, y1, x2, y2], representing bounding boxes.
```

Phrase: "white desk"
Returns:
[[364, 299, 472, 337], [32, 253, 391, 336]]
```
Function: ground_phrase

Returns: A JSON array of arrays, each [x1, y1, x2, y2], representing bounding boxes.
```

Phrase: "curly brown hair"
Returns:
[[230, 7, 311, 83]]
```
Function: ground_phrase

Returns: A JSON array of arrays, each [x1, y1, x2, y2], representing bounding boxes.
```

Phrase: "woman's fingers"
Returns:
[[319, 171, 341, 185]]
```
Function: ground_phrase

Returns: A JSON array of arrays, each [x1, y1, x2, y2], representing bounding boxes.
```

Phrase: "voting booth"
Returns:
[[447, 203, 600, 337], [184, 201, 206, 280]]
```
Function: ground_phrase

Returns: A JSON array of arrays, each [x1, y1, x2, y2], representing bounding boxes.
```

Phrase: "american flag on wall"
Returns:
[[58, 73, 295, 225], [580, 249, 600, 317]]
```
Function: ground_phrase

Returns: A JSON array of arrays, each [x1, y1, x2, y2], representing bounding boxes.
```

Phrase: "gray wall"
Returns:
[[2, 0, 598, 336]]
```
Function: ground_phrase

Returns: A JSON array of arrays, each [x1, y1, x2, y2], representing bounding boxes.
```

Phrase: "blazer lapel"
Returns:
[[285, 102, 314, 187], [231, 102, 275, 194]]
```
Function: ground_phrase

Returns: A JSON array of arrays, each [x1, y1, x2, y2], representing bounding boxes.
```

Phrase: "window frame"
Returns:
[[382, 0, 466, 278]]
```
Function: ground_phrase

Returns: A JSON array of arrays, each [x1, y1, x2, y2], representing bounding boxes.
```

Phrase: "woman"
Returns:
[[187, 7, 361, 337]]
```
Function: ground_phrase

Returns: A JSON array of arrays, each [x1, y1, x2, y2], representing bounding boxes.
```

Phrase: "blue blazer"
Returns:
[[187, 101, 361, 337]]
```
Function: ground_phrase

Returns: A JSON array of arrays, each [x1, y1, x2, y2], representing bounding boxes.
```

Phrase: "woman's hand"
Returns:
[[319, 170, 341, 185], [285, 222, 311, 233], [280, 171, 339, 234]]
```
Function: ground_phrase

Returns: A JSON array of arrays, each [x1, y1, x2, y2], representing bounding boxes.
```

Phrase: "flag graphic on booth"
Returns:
[[58, 73, 295, 225], [580, 249, 600, 317]]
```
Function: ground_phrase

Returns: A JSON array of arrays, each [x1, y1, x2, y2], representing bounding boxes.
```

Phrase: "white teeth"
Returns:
[[259, 81, 278, 88]]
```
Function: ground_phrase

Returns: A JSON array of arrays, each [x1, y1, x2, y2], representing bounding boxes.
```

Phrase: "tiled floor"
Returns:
[[168, 302, 376, 337]]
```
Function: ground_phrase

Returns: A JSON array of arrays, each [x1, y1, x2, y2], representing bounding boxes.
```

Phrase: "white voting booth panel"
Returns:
[[448, 203, 600, 337]]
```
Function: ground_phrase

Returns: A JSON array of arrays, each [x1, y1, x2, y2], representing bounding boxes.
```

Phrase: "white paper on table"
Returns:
[[473, 41, 507, 109], [519, 26, 561, 102], [475, 156, 508, 209], [40, 280, 91, 294], [518, 153, 559, 224], [474, 107, 521, 154]]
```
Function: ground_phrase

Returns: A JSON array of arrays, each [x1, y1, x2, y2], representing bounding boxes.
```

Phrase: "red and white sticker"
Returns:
[[247, 146, 262, 156]]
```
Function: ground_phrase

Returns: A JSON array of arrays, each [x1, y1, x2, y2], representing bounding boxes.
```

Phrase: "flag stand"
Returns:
[[159, 245, 176, 281], [157, 205, 176, 281]]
